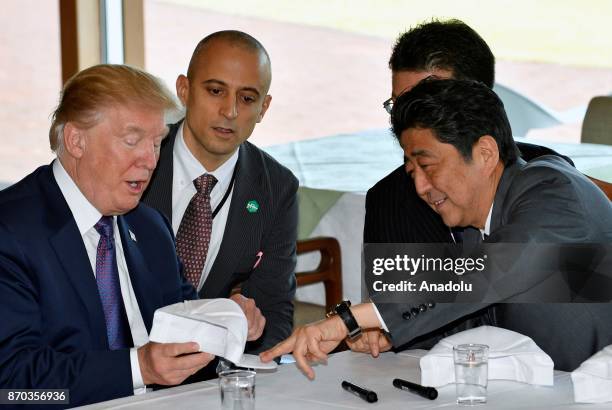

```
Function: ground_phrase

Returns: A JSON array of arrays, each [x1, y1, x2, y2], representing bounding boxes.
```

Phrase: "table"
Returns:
[[265, 130, 612, 193], [76, 350, 609, 409], [266, 130, 612, 304]]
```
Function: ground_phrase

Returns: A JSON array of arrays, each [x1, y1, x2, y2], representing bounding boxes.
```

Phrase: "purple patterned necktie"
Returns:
[[176, 174, 218, 288], [94, 216, 132, 350]]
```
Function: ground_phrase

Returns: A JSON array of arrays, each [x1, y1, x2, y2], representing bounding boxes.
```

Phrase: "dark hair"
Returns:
[[391, 79, 519, 165], [187, 30, 271, 83], [389, 19, 495, 88]]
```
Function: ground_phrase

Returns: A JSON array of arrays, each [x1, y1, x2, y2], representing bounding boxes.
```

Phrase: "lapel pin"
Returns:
[[246, 200, 260, 213], [129, 229, 137, 242], [253, 251, 263, 269]]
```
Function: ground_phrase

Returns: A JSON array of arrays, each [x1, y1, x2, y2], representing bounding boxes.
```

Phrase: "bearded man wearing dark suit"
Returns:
[[142, 31, 297, 355]]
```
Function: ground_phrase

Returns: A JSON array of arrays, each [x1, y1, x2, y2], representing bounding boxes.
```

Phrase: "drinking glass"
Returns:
[[218, 370, 256, 410], [453, 344, 489, 405]]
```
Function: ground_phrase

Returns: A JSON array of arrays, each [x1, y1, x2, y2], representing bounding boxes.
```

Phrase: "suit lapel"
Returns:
[[201, 144, 264, 297], [43, 167, 108, 345], [491, 158, 526, 231], [117, 215, 160, 332]]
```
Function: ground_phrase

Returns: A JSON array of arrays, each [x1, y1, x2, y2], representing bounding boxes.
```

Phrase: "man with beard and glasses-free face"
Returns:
[[143, 31, 298, 359], [0, 65, 215, 407], [261, 79, 612, 377]]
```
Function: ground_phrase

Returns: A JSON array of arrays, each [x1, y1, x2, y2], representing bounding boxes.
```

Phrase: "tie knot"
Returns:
[[94, 216, 114, 240], [194, 174, 217, 196]]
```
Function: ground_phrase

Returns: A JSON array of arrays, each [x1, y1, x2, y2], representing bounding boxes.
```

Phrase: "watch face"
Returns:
[[334, 301, 361, 338]]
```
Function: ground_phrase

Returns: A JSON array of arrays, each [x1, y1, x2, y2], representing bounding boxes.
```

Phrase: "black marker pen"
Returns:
[[393, 378, 438, 400], [341, 380, 378, 403]]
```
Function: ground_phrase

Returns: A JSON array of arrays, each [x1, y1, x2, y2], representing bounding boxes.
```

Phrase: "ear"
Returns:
[[176, 74, 189, 106], [257, 95, 272, 123], [62, 122, 87, 159], [473, 135, 500, 174]]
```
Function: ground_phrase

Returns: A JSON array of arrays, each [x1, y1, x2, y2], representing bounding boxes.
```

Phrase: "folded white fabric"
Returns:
[[420, 326, 553, 387], [571, 344, 612, 403], [149, 299, 276, 370]]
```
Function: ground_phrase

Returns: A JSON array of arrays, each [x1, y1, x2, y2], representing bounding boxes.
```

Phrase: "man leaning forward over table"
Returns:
[[0, 65, 216, 407], [261, 79, 612, 378], [363, 18, 579, 355]]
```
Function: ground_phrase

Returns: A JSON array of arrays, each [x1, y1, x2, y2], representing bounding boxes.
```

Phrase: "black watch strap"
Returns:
[[330, 301, 361, 340]]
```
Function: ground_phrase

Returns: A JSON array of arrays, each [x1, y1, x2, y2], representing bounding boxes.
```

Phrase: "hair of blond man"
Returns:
[[49, 64, 177, 154]]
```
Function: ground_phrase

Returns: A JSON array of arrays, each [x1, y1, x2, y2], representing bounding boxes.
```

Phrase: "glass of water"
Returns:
[[218, 370, 256, 410], [453, 344, 489, 405]]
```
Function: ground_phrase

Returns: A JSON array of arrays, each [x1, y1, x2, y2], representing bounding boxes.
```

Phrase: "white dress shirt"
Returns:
[[481, 202, 493, 239], [171, 123, 238, 291], [52, 160, 148, 394], [372, 303, 390, 332]]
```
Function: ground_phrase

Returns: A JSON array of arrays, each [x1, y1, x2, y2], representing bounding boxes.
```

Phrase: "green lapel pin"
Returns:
[[246, 200, 260, 213]]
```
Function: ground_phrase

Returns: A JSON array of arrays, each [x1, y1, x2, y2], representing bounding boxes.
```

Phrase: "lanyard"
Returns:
[[212, 163, 238, 220]]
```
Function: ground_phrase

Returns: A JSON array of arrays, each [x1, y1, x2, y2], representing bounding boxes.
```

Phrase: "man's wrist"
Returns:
[[329, 315, 349, 339], [326, 301, 362, 340], [137, 345, 152, 386]]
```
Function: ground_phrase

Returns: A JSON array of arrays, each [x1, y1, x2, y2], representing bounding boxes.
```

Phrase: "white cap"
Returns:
[[149, 299, 277, 370]]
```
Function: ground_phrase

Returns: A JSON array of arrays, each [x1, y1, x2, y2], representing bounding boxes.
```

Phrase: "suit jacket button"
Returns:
[[402, 311, 411, 320], [427, 301, 436, 309], [411, 307, 420, 317], [418, 304, 427, 313]]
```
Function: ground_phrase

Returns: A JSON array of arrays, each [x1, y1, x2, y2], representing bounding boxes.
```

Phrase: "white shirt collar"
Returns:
[[52, 159, 103, 235], [481, 202, 494, 239], [174, 122, 239, 195]]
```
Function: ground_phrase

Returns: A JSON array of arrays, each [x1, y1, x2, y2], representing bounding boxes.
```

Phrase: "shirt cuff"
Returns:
[[371, 303, 390, 332], [130, 347, 147, 395]]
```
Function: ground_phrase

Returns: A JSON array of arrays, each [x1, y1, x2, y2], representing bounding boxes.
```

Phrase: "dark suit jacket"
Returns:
[[489, 155, 612, 243], [374, 156, 612, 371], [365, 142, 576, 350], [490, 155, 612, 371], [0, 164, 197, 408], [142, 122, 298, 353]]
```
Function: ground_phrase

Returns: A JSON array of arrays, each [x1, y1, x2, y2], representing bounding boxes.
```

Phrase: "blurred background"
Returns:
[[2, 0, 612, 185]]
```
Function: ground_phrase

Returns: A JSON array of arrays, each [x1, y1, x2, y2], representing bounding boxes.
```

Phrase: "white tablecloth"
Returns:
[[76, 350, 611, 409], [265, 132, 612, 193]]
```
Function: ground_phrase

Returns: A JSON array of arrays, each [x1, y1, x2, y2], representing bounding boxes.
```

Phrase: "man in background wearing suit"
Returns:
[[0, 65, 214, 407], [142, 31, 298, 354], [262, 79, 612, 377], [365, 19, 571, 245]]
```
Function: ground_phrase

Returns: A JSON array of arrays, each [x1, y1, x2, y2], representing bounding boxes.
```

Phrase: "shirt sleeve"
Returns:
[[130, 347, 147, 395], [371, 302, 390, 332]]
